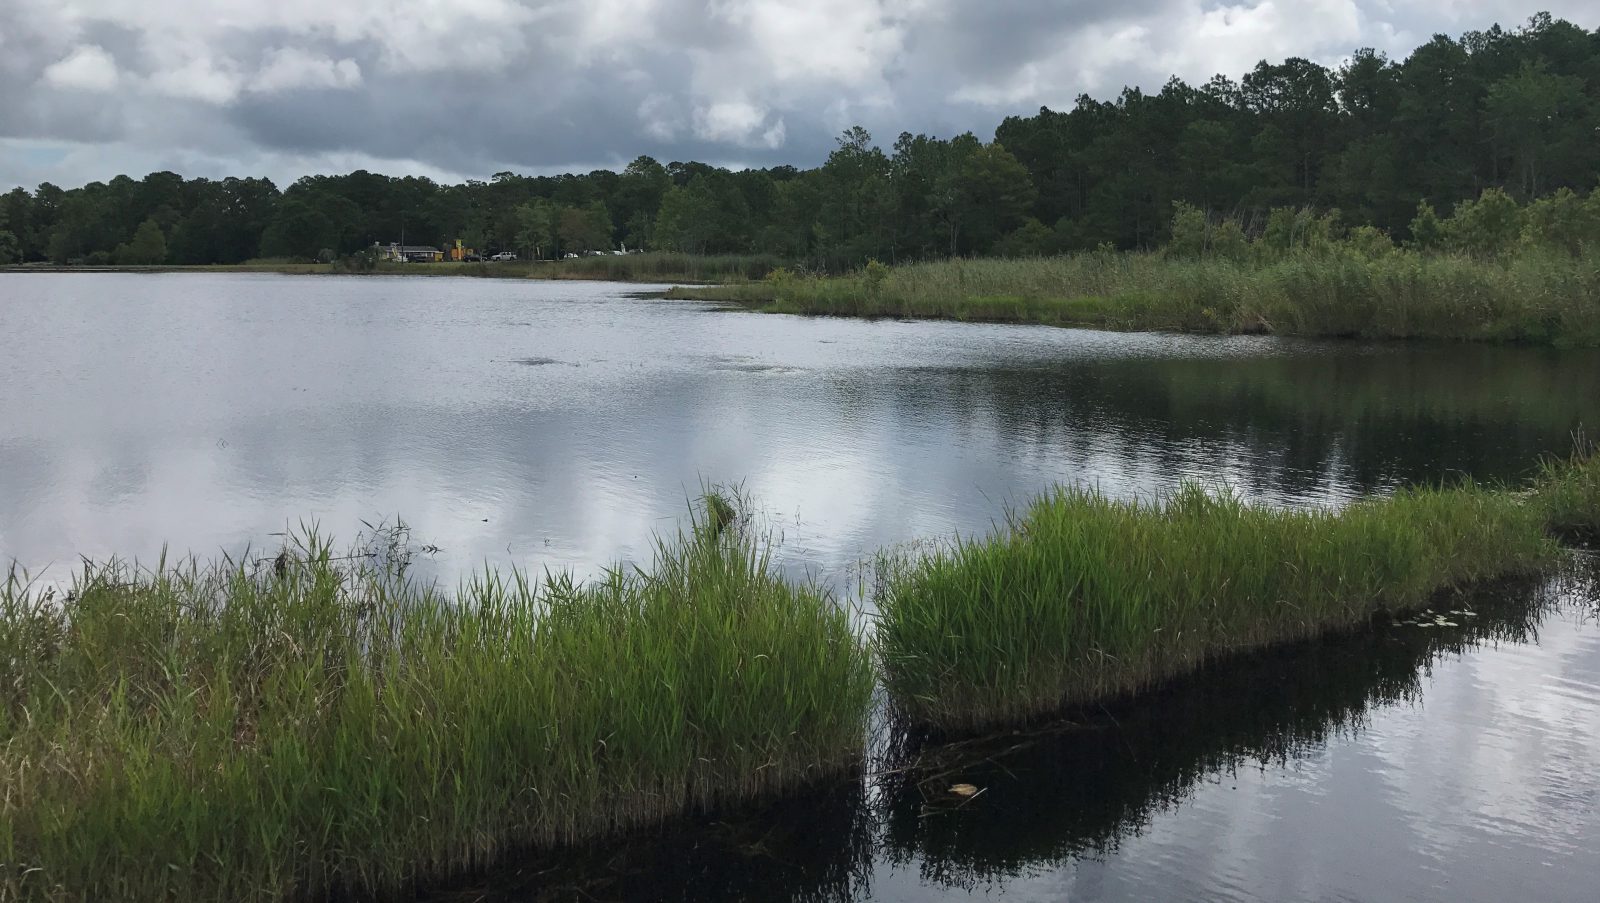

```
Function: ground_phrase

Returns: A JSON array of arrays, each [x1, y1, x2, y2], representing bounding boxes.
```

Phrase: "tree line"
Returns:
[[2, 12, 1597, 269]]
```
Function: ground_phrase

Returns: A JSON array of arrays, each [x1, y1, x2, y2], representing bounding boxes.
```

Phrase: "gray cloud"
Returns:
[[0, 0, 1594, 189]]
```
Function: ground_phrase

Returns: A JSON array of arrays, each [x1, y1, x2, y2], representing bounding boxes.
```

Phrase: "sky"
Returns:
[[0, 1, 1595, 191]]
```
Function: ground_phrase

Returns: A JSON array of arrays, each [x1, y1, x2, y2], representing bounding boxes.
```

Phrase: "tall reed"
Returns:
[[0, 503, 872, 901], [875, 481, 1559, 733], [670, 250, 1600, 346], [1536, 440, 1600, 544]]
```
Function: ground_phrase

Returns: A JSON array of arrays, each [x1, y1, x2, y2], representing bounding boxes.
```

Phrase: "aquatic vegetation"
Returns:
[[874, 482, 1559, 732], [4, 470, 1594, 898], [0, 499, 873, 902], [668, 249, 1600, 346], [1535, 442, 1600, 544]]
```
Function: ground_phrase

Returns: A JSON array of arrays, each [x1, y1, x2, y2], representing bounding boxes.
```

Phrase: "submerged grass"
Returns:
[[668, 250, 1600, 346], [875, 478, 1570, 733], [0, 499, 873, 901]]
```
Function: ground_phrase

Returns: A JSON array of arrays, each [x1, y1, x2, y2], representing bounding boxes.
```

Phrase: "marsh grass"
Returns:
[[669, 250, 1600, 345], [6, 462, 1598, 897], [1536, 438, 1600, 544], [0, 499, 873, 901], [875, 481, 1560, 733]]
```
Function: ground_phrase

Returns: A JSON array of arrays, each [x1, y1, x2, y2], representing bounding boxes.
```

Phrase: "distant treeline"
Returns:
[[2, 12, 1597, 269]]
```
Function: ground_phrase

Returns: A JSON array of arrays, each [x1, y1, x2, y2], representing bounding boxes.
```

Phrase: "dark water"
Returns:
[[433, 571, 1600, 903], [4, 274, 1600, 901]]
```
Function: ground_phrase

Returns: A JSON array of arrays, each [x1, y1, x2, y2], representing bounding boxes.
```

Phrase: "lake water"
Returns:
[[3, 273, 1596, 587], [3, 273, 1599, 901]]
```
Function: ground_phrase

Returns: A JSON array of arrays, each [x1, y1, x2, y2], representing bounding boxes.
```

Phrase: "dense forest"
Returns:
[[2, 12, 1597, 269]]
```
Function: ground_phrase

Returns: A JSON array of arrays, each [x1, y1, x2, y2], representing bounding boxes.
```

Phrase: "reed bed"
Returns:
[[1537, 442, 1600, 545], [670, 250, 1600, 346], [0, 503, 873, 902], [875, 480, 1562, 733]]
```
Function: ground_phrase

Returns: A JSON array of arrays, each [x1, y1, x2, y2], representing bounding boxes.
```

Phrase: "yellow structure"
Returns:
[[447, 239, 475, 261]]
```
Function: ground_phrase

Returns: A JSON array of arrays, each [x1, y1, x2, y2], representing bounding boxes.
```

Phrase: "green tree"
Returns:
[[0, 229, 18, 264], [1445, 187, 1524, 256], [260, 197, 340, 260], [1409, 201, 1446, 250], [994, 218, 1056, 258], [516, 199, 558, 259], [948, 141, 1036, 255], [113, 218, 167, 265], [557, 202, 614, 254], [1522, 188, 1600, 255], [614, 156, 670, 249], [816, 127, 894, 265], [1484, 63, 1589, 198], [654, 184, 713, 254]]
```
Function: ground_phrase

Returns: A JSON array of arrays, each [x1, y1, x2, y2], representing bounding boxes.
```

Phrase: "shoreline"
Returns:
[[11, 249, 1598, 347], [0, 252, 781, 285], [667, 250, 1600, 347]]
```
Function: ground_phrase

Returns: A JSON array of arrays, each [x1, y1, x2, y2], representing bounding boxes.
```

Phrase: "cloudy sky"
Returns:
[[0, 1, 1594, 190]]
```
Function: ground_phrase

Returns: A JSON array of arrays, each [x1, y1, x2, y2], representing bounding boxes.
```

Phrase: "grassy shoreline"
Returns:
[[3, 459, 1596, 899], [2, 501, 872, 901], [875, 480, 1561, 733], [668, 250, 1600, 346], [12, 248, 1598, 347]]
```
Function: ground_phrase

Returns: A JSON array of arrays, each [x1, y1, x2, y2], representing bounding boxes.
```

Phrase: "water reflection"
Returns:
[[2, 275, 1595, 590], [6, 276, 1599, 900], [434, 565, 1600, 902]]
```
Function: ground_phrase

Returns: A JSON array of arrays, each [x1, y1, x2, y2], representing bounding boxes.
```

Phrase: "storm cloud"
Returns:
[[0, 1, 1594, 188]]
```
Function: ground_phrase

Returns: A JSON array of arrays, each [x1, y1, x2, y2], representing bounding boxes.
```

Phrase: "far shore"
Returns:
[[0, 252, 778, 284]]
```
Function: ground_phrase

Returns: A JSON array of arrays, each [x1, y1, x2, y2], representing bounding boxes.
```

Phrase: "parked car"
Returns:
[[490, 251, 517, 261], [463, 253, 483, 262]]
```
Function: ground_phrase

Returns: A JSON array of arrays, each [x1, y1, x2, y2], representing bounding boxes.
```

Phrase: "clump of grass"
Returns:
[[1535, 438, 1600, 544], [702, 489, 739, 538], [875, 482, 1557, 733], [667, 249, 1600, 346], [0, 514, 872, 900]]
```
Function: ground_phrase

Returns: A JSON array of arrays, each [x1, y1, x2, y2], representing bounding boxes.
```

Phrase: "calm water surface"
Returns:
[[3, 273, 1599, 901], [2, 273, 1595, 586]]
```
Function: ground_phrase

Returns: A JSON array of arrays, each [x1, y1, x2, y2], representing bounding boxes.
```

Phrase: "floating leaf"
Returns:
[[949, 783, 979, 798]]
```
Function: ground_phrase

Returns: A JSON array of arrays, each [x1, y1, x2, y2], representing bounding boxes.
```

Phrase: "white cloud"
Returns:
[[252, 48, 362, 94], [693, 99, 783, 148], [146, 53, 243, 104], [761, 118, 787, 149], [40, 44, 120, 92], [638, 94, 682, 141]]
